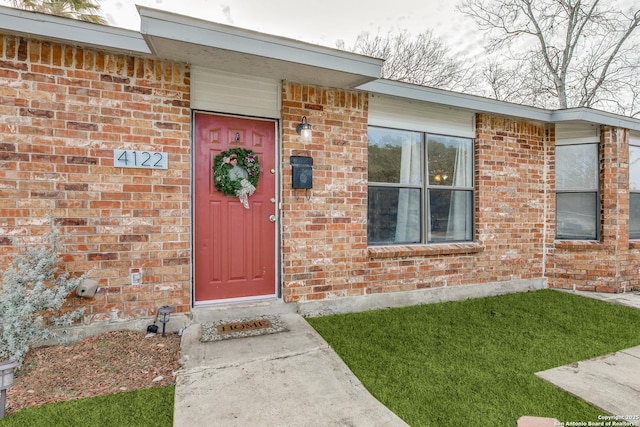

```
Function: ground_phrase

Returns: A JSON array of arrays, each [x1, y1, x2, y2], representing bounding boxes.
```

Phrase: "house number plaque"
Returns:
[[113, 149, 168, 170]]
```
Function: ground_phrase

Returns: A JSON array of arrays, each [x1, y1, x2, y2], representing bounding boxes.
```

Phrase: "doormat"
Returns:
[[200, 315, 287, 342]]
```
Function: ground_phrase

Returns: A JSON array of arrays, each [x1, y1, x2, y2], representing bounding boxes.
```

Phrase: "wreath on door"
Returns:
[[213, 148, 261, 208]]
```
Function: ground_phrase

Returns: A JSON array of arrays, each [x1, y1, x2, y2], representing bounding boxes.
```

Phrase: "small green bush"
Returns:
[[0, 224, 85, 366]]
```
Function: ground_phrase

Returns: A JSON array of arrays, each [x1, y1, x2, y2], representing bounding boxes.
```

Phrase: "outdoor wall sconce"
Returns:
[[296, 116, 312, 143], [0, 360, 18, 419], [158, 305, 173, 337]]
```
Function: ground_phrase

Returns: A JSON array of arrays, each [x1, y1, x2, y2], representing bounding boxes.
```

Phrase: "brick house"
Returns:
[[1, 6, 639, 328]]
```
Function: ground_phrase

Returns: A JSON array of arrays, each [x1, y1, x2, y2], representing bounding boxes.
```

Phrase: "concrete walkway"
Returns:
[[173, 290, 640, 426], [534, 290, 640, 427], [173, 300, 408, 427], [536, 347, 640, 426]]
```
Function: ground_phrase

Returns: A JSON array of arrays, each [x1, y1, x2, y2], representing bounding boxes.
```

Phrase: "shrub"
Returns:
[[0, 224, 86, 366]]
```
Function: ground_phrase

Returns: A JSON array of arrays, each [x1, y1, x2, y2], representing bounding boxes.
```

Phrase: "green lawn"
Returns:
[[307, 289, 640, 426], [0, 385, 174, 427]]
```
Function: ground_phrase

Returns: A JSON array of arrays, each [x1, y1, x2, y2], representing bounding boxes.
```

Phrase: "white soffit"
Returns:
[[0, 5, 150, 54], [361, 79, 640, 132], [555, 123, 600, 145], [138, 6, 383, 89], [369, 93, 475, 138], [360, 79, 551, 123], [551, 108, 640, 132], [191, 66, 281, 118]]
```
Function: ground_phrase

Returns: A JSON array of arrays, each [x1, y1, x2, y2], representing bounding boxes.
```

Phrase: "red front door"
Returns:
[[194, 113, 277, 302]]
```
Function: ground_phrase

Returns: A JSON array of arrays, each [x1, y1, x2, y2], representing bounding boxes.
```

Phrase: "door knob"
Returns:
[[269, 215, 276, 223]]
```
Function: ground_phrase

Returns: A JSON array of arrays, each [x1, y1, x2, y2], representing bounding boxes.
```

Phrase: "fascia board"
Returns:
[[0, 5, 150, 54], [360, 79, 552, 122], [361, 79, 640, 131], [550, 108, 640, 132], [138, 6, 382, 79]]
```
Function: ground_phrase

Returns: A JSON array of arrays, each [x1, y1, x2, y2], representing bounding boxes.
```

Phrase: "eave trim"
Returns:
[[0, 5, 150, 54], [360, 79, 640, 131], [137, 6, 382, 79]]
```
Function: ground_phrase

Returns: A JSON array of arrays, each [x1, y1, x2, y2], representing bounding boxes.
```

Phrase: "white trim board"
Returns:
[[368, 93, 475, 138], [191, 67, 281, 119]]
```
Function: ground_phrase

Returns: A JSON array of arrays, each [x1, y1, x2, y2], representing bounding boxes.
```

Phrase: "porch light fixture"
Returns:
[[0, 361, 18, 419], [296, 116, 312, 143]]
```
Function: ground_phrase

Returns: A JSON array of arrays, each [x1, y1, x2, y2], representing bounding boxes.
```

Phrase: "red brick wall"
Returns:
[[474, 114, 550, 282], [363, 117, 639, 296], [280, 85, 552, 301], [280, 82, 370, 302], [3, 33, 637, 325], [547, 126, 637, 292], [363, 114, 549, 293], [0, 35, 191, 321]]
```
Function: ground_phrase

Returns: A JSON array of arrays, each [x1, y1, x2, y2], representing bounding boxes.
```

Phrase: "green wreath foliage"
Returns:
[[213, 148, 261, 196]]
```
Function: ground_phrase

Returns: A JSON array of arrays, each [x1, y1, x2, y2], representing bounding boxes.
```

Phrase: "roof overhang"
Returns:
[[0, 5, 150, 54], [138, 6, 383, 89], [549, 108, 640, 132], [2, 5, 638, 130], [360, 79, 640, 131]]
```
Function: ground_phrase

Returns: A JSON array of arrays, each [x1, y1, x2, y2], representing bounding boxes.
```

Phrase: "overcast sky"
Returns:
[[3, 0, 638, 62], [97, 0, 485, 58], [0, 0, 504, 60]]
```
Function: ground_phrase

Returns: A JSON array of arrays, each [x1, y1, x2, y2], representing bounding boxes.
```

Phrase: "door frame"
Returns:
[[190, 110, 282, 306]]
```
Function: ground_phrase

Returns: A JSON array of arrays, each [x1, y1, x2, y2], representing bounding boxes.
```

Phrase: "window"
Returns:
[[630, 141, 640, 239], [555, 143, 599, 240], [367, 126, 474, 245]]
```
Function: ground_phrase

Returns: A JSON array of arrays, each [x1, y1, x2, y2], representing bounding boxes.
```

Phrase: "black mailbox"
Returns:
[[290, 155, 313, 189]]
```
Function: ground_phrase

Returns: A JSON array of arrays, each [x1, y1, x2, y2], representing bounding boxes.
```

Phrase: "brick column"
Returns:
[[547, 126, 632, 293], [280, 82, 369, 302], [474, 114, 549, 281]]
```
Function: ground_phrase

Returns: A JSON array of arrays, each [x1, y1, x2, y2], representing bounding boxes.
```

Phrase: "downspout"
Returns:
[[612, 127, 626, 292], [541, 123, 551, 286]]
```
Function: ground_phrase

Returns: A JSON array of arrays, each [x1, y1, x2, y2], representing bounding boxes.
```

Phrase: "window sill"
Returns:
[[554, 240, 605, 250], [629, 241, 640, 250], [368, 242, 484, 259]]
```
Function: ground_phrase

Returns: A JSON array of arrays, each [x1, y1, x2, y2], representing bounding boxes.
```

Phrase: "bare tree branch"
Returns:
[[459, 0, 640, 115], [344, 29, 475, 92], [582, 9, 640, 106]]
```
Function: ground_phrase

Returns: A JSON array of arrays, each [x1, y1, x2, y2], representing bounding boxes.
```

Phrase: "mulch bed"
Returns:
[[6, 330, 182, 414]]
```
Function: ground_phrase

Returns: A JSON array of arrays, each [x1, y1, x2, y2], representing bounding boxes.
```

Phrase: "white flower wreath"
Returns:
[[212, 148, 261, 208]]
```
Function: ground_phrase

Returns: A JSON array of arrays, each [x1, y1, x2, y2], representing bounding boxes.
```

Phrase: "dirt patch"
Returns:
[[5, 330, 182, 414]]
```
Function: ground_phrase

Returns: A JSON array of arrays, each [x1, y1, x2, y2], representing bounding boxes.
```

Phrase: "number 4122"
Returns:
[[113, 149, 168, 170]]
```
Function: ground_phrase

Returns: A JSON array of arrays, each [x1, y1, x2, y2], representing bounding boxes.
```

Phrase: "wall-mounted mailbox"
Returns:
[[290, 156, 313, 189]]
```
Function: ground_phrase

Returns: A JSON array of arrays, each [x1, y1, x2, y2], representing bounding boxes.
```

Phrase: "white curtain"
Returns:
[[446, 141, 472, 240], [395, 139, 421, 242]]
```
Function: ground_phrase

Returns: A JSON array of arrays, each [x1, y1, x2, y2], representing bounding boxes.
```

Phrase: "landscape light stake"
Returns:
[[0, 361, 18, 419], [158, 305, 173, 337]]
